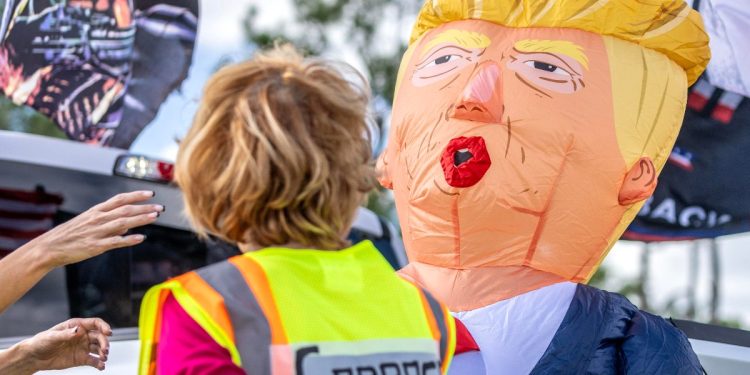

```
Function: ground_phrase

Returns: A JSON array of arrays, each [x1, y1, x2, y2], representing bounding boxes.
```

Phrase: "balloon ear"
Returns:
[[376, 151, 393, 190], [618, 157, 657, 205]]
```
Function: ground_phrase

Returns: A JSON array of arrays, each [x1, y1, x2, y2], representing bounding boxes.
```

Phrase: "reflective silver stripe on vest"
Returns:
[[420, 289, 450, 363], [196, 261, 272, 374]]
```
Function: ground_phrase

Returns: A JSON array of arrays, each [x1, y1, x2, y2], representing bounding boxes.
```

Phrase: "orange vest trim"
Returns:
[[175, 271, 236, 344], [402, 278, 456, 373], [416, 285, 442, 342], [149, 289, 170, 374]]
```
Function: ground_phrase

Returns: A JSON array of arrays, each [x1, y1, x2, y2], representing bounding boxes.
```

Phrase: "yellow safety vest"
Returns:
[[139, 240, 456, 374]]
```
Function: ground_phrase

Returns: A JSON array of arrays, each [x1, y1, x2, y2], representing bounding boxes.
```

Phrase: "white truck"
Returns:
[[0, 130, 405, 373], [0, 130, 747, 374]]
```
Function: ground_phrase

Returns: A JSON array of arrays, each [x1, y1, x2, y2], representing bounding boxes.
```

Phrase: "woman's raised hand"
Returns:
[[30, 190, 164, 268]]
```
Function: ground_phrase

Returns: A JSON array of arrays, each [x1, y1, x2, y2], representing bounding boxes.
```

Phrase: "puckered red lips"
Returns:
[[440, 136, 492, 188]]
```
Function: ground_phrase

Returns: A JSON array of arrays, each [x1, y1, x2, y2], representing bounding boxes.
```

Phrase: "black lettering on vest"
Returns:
[[402, 361, 420, 375], [422, 361, 438, 375], [326, 360, 439, 375], [296, 346, 320, 375], [380, 363, 401, 375]]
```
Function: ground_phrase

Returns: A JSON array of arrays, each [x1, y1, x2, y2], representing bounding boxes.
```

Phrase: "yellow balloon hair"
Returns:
[[410, 0, 710, 85]]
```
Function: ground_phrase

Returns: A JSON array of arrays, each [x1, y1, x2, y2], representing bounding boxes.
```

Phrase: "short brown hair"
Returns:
[[176, 45, 374, 250]]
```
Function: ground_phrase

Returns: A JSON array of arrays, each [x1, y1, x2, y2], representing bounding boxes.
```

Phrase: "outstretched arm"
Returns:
[[0, 190, 164, 313]]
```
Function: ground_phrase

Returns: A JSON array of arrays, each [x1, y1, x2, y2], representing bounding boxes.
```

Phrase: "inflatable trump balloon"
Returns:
[[378, 0, 710, 373]]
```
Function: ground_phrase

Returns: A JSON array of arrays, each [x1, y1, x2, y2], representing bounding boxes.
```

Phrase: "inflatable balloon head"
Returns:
[[379, 0, 710, 310]]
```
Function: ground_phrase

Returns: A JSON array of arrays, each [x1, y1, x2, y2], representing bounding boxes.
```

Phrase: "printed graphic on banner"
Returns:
[[0, 0, 198, 148], [624, 77, 749, 241]]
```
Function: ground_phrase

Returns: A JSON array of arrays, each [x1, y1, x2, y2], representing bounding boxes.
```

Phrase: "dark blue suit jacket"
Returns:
[[530, 284, 703, 374]]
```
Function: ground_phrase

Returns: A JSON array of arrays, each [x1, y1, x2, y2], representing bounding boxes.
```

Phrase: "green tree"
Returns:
[[0, 2, 64, 139], [244, 0, 420, 221], [244, 0, 419, 103], [0, 97, 65, 138]]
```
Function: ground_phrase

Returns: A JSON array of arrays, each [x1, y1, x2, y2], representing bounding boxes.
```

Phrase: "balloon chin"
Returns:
[[440, 136, 492, 188]]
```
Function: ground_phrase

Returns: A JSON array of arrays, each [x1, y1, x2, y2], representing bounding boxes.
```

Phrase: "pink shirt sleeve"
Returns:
[[156, 294, 245, 375]]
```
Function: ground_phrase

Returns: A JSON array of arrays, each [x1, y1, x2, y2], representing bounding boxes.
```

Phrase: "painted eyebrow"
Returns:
[[418, 30, 491, 60], [513, 39, 589, 70], [512, 48, 583, 76], [415, 45, 473, 67]]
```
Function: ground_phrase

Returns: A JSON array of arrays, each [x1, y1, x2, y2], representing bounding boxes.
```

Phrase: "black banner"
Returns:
[[0, 0, 198, 148], [623, 77, 750, 241]]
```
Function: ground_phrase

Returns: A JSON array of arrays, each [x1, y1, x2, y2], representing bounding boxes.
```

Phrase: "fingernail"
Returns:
[[134, 234, 146, 242], [72, 327, 78, 333], [142, 191, 153, 197], [161, 205, 166, 212], [155, 204, 165, 212], [151, 190, 156, 197], [148, 212, 158, 218]]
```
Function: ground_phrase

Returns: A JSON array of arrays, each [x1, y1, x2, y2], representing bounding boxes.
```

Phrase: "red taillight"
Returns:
[[114, 155, 175, 183], [156, 161, 175, 181]]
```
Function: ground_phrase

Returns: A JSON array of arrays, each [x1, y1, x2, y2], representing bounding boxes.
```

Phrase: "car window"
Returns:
[[64, 211, 210, 328]]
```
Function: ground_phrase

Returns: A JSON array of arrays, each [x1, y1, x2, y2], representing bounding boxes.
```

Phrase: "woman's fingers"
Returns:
[[75, 318, 112, 336], [88, 342, 101, 353], [93, 191, 155, 212], [99, 203, 165, 223], [100, 212, 159, 238], [49, 320, 74, 331], [86, 330, 110, 357], [82, 338, 106, 359], [103, 234, 147, 250], [86, 341, 107, 359], [87, 198, 163, 249], [85, 353, 106, 371], [26, 191, 161, 267], [73, 319, 109, 359]]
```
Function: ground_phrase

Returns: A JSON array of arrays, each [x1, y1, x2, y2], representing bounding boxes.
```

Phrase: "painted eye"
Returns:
[[412, 46, 477, 87], [524, 60, 571, 77], [427, 54, 459, 67]]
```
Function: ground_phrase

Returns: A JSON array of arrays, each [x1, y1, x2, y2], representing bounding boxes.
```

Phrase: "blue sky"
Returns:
[[127, 0, 750, 327], [129, 0, 267, 161]]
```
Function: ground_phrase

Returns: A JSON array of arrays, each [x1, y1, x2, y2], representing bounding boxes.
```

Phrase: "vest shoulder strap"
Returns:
[[405, 279, 457, 373], [196, 257, 277, 373], [138, 272, 244, 375]]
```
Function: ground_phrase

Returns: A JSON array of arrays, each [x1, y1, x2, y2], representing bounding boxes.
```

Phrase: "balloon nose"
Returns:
[[450, 63, 504, 123]]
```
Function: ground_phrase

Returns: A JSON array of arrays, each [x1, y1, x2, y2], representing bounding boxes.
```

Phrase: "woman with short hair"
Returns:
[[138, 45, 456, 375]]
